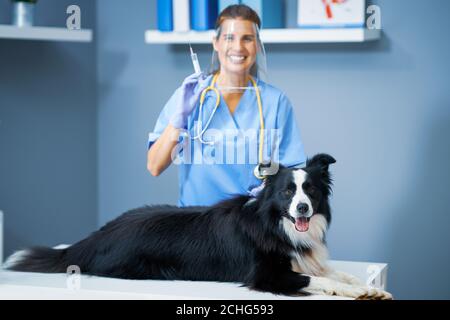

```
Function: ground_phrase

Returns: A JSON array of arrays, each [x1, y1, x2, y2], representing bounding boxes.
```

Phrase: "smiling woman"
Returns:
[[147, 4, 307, 207], [212, 19, 263, 114], [211, 6, 267, 93]]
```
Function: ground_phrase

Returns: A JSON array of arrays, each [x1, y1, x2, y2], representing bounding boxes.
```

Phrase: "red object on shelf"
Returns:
[[322, 0, 348, 19]]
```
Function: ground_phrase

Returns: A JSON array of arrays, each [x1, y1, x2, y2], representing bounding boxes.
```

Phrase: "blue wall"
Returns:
[[97, 0, 450, 299], [97, 0, 182, 223], [0, 0, 97, 257]]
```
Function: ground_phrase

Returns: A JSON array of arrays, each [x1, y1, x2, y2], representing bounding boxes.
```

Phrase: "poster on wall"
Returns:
[[298, 0, 366, 28]]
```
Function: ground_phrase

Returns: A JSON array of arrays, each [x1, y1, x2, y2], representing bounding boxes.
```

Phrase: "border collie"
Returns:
[[4, 154, 392, 299]]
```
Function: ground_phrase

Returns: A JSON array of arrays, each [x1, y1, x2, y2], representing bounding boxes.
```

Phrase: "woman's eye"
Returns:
[[224, 35, 234, 41]]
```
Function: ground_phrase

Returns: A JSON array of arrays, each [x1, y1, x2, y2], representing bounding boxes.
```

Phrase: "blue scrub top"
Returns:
[[148, 75, 306, 207]]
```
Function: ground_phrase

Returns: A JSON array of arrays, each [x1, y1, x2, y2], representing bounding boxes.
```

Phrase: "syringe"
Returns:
[[189, 43, 202, 74]]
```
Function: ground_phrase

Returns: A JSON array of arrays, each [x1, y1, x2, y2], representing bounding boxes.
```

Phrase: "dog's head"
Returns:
[[258, 154, 336, 240]]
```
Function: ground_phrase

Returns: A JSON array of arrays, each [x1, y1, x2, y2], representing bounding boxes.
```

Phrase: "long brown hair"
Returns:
[[215, 4, 261, 31]]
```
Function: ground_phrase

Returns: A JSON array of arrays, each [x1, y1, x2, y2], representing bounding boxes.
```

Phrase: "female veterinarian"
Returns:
[[147, 5, 306, 207]]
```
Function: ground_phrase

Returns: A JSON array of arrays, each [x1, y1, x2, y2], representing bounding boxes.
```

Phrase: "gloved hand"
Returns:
[[248, 181, 266, 198], [170, 72, 209, 129]]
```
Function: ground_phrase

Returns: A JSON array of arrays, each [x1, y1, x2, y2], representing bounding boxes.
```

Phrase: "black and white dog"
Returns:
[[4, 154, 392, 299]]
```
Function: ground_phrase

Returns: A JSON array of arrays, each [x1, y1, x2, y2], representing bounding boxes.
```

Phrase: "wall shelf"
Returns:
[[0, 25, 93, 42], [145, 28, 380, 44]]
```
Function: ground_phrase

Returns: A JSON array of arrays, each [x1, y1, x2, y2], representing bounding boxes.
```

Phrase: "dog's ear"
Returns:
[[306, 154, 336, 172]]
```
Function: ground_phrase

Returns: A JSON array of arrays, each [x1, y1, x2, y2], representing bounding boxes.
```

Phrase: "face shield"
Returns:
[[209, 19, 267, 93]]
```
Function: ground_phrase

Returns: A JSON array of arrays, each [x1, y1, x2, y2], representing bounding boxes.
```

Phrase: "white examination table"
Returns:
[[0, 260, 388, 300]]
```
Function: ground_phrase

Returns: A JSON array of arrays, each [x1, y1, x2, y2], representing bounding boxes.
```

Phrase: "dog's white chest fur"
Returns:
[[284, 215, 330, 277], [291, 242, 330, 276]]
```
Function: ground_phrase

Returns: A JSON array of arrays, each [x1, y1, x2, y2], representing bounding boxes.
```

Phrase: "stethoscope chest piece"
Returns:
[[254, 162, 274, 180]]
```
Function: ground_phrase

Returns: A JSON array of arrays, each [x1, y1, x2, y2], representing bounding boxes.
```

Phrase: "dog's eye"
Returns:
[[283, 190, 294, 197]]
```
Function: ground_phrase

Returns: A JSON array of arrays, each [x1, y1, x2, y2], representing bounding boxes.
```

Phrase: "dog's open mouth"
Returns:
[[295, 217, 310, 232]]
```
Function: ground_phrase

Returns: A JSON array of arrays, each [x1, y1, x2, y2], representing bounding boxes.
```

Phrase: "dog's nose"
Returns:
[[297, 203, 309, 215]]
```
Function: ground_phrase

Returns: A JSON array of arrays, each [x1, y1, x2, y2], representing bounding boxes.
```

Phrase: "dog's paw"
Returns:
[[305, 277, 393, 300], [306, 283, 364, 298], [305, 277, 364, 298], [329, 271, 365, 286], [355, 287, 393, 300]]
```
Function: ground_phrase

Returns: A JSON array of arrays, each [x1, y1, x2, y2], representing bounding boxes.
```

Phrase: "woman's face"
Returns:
[[213, 19, 258, 77]]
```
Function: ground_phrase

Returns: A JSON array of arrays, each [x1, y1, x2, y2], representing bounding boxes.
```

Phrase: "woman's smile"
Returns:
[[228, 54, 247, 64]]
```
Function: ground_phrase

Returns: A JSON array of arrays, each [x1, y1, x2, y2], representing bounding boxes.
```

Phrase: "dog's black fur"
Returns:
[[6, 154, 336, 295]]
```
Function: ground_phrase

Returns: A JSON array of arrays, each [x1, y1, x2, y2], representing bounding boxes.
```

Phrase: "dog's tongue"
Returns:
[[295, 217, 309, 232]]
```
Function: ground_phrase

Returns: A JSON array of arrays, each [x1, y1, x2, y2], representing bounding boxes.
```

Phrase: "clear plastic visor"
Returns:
[[209, 19, 267, 93]]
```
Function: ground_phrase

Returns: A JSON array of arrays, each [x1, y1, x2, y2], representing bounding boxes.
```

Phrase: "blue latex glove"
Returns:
[[170, 72, 209, 129], [248, 181, 266, 198]]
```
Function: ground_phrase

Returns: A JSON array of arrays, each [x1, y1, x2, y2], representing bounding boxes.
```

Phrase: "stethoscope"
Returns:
[[192, 73, 267, 180]]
